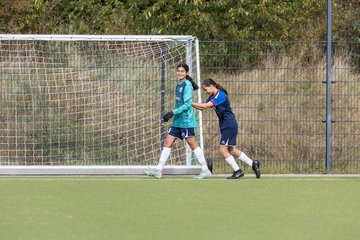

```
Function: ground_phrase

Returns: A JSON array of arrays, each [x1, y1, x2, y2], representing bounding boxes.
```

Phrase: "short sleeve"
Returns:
[[211, 91, 226, 106]]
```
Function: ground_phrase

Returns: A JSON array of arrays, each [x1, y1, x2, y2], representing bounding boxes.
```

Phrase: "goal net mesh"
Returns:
[[0, 36, 199, 166]]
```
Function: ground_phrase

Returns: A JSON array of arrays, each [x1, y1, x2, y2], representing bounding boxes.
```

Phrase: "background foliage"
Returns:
[[0, 0, 359, 42]]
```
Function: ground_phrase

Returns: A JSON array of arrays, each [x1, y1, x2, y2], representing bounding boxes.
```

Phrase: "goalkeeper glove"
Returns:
[[163, 111, 174, 122]]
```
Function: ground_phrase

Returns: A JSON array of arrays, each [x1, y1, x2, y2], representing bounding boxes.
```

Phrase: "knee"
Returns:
[[229, 149, 237, 156], [186, 138, 198, 150], [230, 150, 241, 158], [188, 142, 198, 150], [218, 148, 227, 156], [164, 139, 173, 148]]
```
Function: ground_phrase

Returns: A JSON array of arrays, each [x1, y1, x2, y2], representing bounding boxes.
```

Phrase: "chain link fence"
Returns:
[[199, 40, 360, 174]]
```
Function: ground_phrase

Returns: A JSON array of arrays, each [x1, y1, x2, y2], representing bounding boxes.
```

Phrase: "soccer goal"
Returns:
[[0, 34, 203, 175]]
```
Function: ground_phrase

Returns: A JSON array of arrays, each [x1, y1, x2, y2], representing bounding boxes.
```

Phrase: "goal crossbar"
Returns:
[[0, 34, 195, 42]]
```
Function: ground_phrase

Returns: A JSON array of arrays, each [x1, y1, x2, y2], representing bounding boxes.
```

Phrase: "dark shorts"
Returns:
[[220, 127, 238, 146], [168, 127, 195, 140]]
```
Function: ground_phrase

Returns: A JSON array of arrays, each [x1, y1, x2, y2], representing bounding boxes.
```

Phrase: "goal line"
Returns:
[[0, 165, 201, 176]]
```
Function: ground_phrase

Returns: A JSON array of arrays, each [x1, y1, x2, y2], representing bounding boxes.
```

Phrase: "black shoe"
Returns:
[[252, 160, 261, 179], [227, 169, 244, 179]]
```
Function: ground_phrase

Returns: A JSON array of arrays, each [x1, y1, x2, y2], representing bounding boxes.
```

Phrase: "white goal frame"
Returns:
[[0, 34, 203, 176]]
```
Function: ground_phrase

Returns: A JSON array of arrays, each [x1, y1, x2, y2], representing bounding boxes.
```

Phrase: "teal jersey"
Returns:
[[171, 80, 197, 128]]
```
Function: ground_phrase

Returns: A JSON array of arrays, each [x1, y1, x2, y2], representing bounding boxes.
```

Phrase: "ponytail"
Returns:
[[202, 78, 228, 95], [177, 63, 199, 90], [186, 75, 199, 91]]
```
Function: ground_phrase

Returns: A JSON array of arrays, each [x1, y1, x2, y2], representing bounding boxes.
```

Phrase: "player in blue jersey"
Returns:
[[144, 63, 211, 179], [192, 78, 260, 179]]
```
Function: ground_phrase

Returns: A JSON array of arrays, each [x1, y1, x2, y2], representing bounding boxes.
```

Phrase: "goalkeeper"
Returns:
[[144, 63, 211, 179]]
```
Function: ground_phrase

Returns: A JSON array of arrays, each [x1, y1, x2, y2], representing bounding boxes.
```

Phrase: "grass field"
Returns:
[[1, 175, 360, 240]]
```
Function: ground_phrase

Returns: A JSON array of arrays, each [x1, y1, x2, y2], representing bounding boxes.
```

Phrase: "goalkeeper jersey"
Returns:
[[171, 79, 197, 128]]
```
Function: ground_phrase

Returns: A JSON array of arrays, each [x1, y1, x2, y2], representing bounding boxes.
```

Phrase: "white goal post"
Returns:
[[0, 34, 203, 175]]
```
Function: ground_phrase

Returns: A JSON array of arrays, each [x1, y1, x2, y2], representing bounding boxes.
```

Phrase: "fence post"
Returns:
[[325, 0, 333, 173]]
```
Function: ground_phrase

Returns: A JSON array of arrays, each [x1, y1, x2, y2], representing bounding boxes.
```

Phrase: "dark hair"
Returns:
[[202, 78, 228, 95], [177, 63, 199, 90]]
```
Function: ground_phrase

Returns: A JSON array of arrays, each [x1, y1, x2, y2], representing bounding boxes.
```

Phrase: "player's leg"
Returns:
[[184, 129, 211, 179], [229, 146, 260, 179], [144, 129, 176, 178], [219, 128, 244, 179], [229, 147, 253, 167], [219, 145, 243, 179], [157, 134, 176, 169], [185, 134, 209, 171]]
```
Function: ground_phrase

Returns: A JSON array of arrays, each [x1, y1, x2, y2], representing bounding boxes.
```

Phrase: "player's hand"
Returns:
[[163, 111, 174, 122]]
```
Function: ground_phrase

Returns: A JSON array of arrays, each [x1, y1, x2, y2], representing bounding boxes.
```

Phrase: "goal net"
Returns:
[[0, 35, 202, 174]]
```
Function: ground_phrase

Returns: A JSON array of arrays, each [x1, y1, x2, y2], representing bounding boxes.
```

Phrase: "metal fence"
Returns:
[[199, 40, 360, 174]]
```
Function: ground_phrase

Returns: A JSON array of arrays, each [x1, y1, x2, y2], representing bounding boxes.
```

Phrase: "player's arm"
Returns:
[[192, 101, 213, 111], [164, 85, 193, 122], [194, 91, 226, 110]]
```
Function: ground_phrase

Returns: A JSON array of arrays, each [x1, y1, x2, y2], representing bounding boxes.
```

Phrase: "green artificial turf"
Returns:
[[0, 176, 359, 240]]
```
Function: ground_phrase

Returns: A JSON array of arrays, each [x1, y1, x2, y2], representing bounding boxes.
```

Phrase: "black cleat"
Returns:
[[252, 160, 261, 179], [227, 169, 244, 179]]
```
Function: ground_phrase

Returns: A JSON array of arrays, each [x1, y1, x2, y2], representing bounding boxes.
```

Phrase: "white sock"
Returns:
[[239, 152, 253, 167], [225, 156, 240, 171], [156, 147, 171, 171], [193, 147, 208, 171]]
